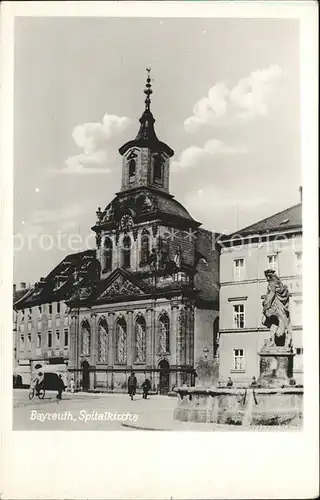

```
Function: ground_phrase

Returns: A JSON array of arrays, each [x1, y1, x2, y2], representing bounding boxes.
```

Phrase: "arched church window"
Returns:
[[122, 236, 131, 269], [158, 313, 170, 353], [80, 319, 91, 356], [153, 155, 163, 183], [135, 315, 146, 362], [116, 317, 127, 363], [129, 159, 136, 183], [103, 238, 113, 272], [98, 317, 109, 363], [140, 230, 150, 266]]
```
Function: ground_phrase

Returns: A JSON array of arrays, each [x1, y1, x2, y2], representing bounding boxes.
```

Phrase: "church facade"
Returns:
[[14, 73, 220, 393]]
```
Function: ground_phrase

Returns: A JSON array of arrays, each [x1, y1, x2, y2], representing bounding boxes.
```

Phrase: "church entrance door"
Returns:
[[81, 360, 90, 392], [158, 359, 170, 395]]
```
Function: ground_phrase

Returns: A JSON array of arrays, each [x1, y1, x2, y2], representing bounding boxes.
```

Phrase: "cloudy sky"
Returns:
[[14, 16, 301, 284]]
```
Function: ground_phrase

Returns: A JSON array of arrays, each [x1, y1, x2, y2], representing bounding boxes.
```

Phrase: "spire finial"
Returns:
[[144, 67, 153, 111]]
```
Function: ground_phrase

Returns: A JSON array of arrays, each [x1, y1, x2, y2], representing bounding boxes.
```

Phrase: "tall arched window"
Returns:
[[116, 317, 127, 363], [128, 159, 136, 182], [153, 155, 163, 183], [140, 230, 150, 266], [135, 315, 146, 362], [98, 317, 109, 363], [122, 236, 131, 269], [80, 319, 91, 356], [158, 313, 170, 353], [103, 238, 113, 272], [213, 317, 219, 357]]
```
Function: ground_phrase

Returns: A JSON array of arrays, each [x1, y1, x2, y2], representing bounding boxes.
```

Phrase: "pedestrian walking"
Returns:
[[128, 372, 137, 400], [142, 378, 151, 399], [56, 374, 65, 400], [69, 378, 75, 393]]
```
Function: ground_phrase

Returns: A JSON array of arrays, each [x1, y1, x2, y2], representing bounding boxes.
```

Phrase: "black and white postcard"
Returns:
[[1, 2, 318, 499]]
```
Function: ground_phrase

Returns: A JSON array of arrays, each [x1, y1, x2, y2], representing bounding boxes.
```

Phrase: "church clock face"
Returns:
[[120, 214, 134, 232]]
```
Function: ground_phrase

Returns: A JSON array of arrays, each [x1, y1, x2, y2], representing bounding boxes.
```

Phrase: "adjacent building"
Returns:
[[218, 201, 303, 386], [14, 73, 220, 392]]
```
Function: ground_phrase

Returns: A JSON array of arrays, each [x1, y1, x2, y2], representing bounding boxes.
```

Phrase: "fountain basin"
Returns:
[[173, 387, 303, 427]]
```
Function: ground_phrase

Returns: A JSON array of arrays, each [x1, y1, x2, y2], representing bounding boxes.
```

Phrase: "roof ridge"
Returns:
[[237, 202, 302, 234]]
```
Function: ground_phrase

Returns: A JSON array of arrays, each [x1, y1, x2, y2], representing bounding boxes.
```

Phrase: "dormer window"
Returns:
[[128, 159, 136, 183]]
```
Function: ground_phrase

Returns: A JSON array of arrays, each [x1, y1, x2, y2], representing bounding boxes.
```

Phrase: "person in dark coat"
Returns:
[[128, 372, 137, 400], [226, 377, 233, 388], [141, 378, 151, 399], [56, 374, 65, 400]]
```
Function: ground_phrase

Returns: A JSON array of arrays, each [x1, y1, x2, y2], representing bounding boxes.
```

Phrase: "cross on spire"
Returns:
[[144, 67, 153, 111]]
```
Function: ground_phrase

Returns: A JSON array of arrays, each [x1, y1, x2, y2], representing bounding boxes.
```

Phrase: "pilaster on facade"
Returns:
[[90, 312, 97, 367], [107, 311, 115, 366], [126, 310, 134, 366], [146, 307, 154, 367]]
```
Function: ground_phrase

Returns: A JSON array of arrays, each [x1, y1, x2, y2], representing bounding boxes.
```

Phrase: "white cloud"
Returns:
[[184, 65, 283, 132], [26, 205, 84, 227], [61, 113, 131, 174], [172, 139, 247, 170]]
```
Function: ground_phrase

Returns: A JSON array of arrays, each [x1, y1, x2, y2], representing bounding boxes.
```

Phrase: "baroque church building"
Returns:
[[14, 72, 220, 393]]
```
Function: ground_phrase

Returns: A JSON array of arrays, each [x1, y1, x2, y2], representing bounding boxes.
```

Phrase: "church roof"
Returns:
[[119, 69, 174, 157], [225, 203, 302, 238], [13, 249, 98, 309], [95, 188, 201, 231]]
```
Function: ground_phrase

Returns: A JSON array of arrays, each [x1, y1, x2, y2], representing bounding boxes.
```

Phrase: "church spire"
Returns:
[[144, 67, 153, 111], [118, 69, 174, 158]]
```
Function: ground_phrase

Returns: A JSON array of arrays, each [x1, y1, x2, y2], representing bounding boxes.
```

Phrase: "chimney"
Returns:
[[20, 282, 26, 290], [299, 186, 302, 202], [13, 284, 16, 293]]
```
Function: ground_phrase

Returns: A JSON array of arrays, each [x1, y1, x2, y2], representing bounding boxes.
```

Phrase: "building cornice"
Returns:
[[220, 275, 302, 287]]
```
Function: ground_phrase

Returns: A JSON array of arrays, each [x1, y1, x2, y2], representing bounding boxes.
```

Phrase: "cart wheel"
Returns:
[[38, 389, 45, 399], [28, 389, 35, 400]]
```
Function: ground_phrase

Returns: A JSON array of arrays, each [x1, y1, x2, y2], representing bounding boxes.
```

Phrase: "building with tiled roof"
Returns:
[[218, 198, 303, 386], [14, 72, 220, 392], [224, 202, 302, 237]]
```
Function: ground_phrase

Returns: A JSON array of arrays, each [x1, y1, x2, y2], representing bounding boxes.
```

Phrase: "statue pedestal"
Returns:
[[259, 343, 295, 388]]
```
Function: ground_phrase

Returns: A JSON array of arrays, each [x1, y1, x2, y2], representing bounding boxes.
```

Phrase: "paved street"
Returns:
[[13, 389, 177, 431], [13, 389, 300, 431]]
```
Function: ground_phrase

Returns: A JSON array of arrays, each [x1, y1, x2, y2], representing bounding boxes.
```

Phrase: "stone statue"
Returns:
[[173, 245, 182, 269], [262, 269, 292, 348]]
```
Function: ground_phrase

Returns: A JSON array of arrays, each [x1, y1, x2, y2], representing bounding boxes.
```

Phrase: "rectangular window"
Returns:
[[20, 334, 24, 348], [38, 305, 42, 313], [64, 328, 69, 347], [48, 331, 52, 348], [267, 254, 278, 273], [233, 304, 245, 329], [49, 304, 53, 315], [233, 349, 245, 370], [295, 347, 303, 371], [57, 302, 61, 314], [29, 308, 32, 315], [37, 333, 41, 348], [55, 329, 60, 347], [295, 251, 302, 273], [233, 258, 245, 281], [27, 333, 31, 348]]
